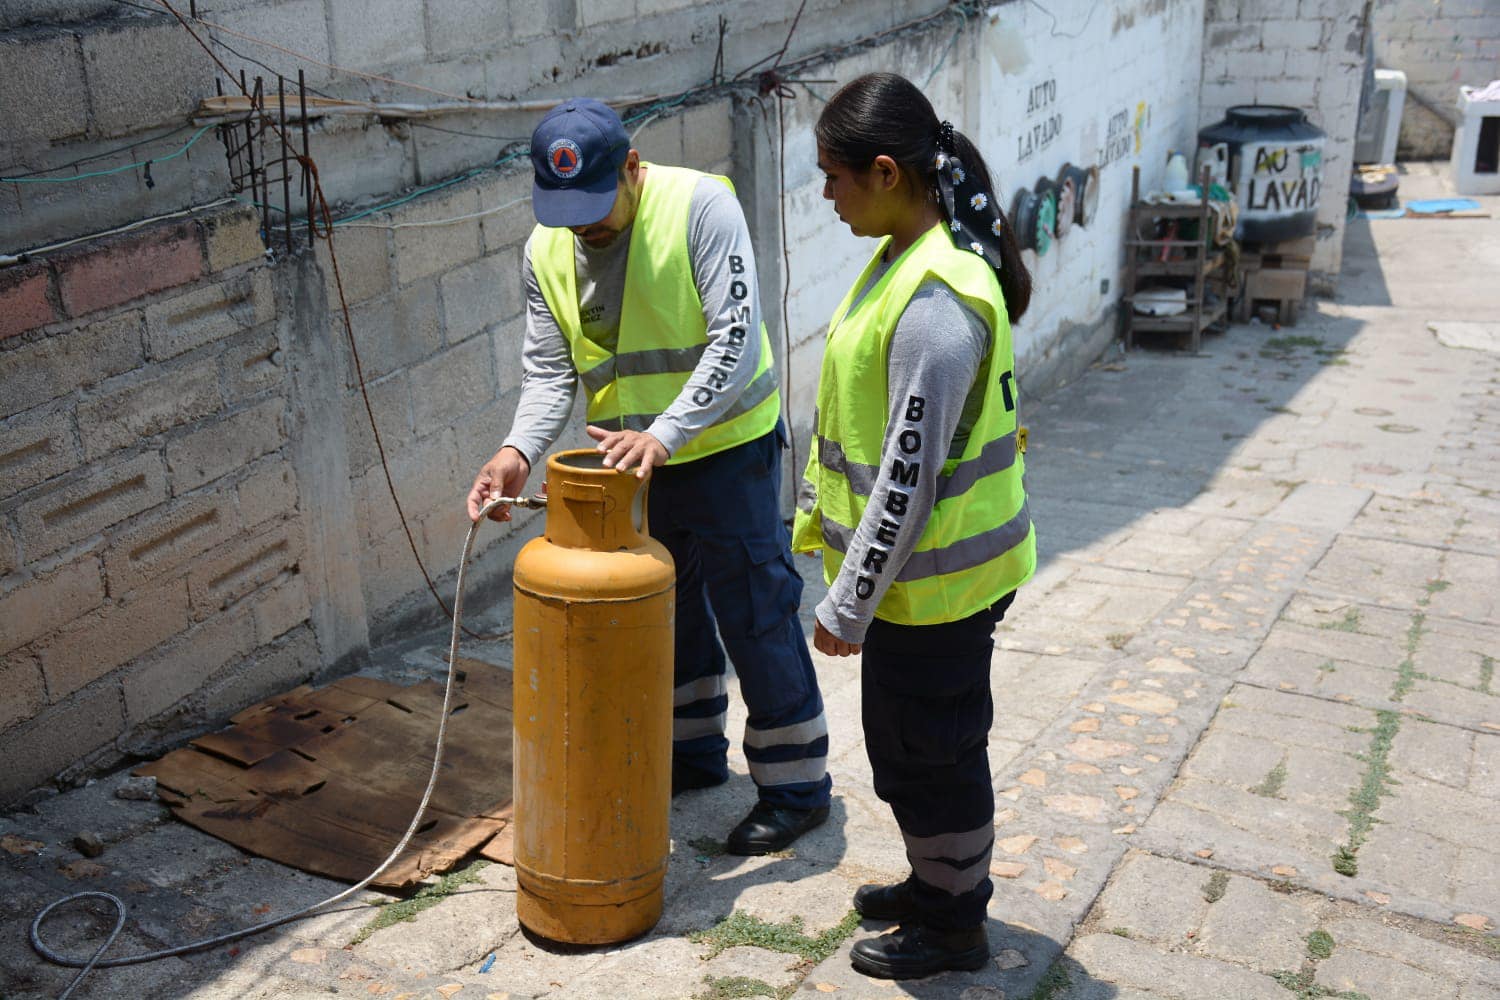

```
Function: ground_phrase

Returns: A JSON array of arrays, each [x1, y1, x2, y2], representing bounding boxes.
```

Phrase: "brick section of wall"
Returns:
[[121, 607, 258, 727], [200, 205, 270, 273], [219, 326, 285, 402], [6, 683, 126, 800], [236, 459, 299, 530], [328, 0, 426, 68], [0, 262, 60, 340], [55, 221, 205, 319]]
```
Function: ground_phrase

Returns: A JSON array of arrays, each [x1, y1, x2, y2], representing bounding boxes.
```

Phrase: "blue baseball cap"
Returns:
[[530, 99, 631, 228]]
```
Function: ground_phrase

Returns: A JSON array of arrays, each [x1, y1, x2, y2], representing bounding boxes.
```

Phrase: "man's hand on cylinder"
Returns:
[[467, 445, 531, 522], [587, 426, 668, 478]]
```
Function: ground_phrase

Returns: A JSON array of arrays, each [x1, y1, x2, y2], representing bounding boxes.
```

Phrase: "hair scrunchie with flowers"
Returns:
[[933, 120, 1006, 272]]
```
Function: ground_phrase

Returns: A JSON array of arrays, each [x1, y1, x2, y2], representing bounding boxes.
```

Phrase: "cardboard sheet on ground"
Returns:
[[135, 658, 514, 888]]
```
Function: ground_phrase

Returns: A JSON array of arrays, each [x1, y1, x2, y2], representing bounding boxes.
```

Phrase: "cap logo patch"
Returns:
[[548, 138, 584, 180]]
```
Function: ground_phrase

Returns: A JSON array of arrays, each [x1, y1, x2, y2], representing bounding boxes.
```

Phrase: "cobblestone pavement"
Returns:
[[2, 163, 1497, 1000]]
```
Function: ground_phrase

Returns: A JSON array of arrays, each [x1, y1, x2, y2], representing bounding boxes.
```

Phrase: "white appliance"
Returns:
[[1451, 83, 1500, 196], [1354, 69, 1406, 165]]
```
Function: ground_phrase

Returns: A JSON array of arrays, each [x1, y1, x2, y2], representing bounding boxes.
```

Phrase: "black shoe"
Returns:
[[671, 762, 729, 796], [849, 924, 989, 980], [725, 802, 829, 855], [853, 877, 917, 922]]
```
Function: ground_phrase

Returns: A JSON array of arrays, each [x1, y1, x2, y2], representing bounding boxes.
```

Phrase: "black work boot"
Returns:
[[853, 876, 917, 921], [849, 923, 989, 979], [725, 801, 829, 855], [671, 761, 728, 796]]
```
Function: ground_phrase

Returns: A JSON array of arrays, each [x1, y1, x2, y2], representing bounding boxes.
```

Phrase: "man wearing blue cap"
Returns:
[[467, 98, 831, 855]]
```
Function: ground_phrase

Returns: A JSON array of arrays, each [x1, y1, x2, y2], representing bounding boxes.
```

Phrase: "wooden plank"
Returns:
[[1246, 267, 1307, 302]]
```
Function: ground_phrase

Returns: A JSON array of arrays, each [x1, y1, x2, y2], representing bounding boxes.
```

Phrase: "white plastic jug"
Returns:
[[1164, 151, 1189, 192]]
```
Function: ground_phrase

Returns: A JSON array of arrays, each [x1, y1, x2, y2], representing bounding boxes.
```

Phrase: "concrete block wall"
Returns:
[[0, 205, 323, 801], [1372, 0, 1500, 159], [1199, 0, 1371, 282], [1, 0, 934, 251]]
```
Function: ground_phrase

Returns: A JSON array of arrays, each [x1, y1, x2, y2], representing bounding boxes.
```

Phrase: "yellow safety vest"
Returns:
[[531, 164, 781, 464], [791, 223, 1036, 625]]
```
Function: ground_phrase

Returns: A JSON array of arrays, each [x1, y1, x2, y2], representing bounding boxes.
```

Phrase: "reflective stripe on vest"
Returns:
[[791, 223, 1036, 625], [531, 163, 780, 464]]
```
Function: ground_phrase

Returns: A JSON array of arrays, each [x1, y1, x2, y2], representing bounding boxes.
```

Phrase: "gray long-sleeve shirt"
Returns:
[[815, 265, 993, 645], [501, 170, 767, 465]]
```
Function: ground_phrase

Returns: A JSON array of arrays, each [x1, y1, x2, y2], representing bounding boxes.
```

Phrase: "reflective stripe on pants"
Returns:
[[648, 426, 831, 810]]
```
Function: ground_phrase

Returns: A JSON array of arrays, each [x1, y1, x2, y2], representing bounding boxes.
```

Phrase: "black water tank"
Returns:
[[1198, 105, 1326, 243]]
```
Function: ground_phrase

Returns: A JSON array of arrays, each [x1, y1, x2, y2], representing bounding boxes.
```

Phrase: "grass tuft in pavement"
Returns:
[[1480, 655, 1494, 696], [1392, 612, 1426, 701], [696, 975, 788, 1000], [1271, 968, 1370, 999], [1306, 929, 1335, 959], [1318, 607, 1362, 632], [690, 910, 861, 963], [1251, 759, 1288, 799], [1202, 871, 1230, 903], [1027, 962, 1071, 1000], [350, 860, 489, 946], [1333, 709, 1401, 877], [1263, 335, 1324, 352]]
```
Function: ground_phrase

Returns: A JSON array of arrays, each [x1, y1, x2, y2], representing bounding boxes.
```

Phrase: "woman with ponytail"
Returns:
[[791, 72, 1036, 979]]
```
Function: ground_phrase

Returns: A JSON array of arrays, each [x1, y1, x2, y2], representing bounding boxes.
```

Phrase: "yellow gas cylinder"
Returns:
[[511, 449, 675, 944]]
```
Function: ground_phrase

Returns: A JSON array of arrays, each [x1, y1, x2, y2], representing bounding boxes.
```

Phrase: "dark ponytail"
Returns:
[[815, 72, 1032, 323]]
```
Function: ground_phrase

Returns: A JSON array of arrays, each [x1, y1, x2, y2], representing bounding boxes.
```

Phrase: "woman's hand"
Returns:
[[814, 620, 861, 657]]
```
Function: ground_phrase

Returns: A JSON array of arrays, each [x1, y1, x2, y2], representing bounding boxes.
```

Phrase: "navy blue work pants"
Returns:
[[861, 592, 1016, 929], [646, 426, 831, 811]]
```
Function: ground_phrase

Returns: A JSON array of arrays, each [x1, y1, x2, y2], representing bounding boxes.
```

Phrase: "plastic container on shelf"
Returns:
[[1164, 151, 1189, 193]]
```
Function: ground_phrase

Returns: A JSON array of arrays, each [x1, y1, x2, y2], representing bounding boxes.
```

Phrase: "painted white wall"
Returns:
[[760, 0, 1209, 461]]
